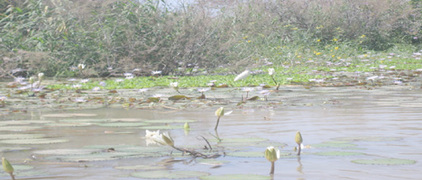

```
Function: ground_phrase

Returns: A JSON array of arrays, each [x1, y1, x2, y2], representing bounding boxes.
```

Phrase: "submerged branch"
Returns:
[[170, 145, 220, 159], [199, 135, 213, 151]]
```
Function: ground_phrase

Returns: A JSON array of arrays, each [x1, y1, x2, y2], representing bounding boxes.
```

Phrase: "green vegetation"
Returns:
[[0, 0, 421, 79], [47, 73, 326, 90]]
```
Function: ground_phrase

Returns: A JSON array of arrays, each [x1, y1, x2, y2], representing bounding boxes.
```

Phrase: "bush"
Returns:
[[0, 0, 421, 78]]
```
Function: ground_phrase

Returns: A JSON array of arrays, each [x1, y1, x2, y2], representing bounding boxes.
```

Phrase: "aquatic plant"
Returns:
[[295, 131, 303, 156], [268, 68, 280, 90], [78, 63, 85, 77], [170, 82, 180, 93], [145, 130, 161, 146], [214, 107, 224, 131], [197, 88, 211, 99], [184, 122, 190, 130], [265, 146, 280, 175], [241, 87, 255, 101], [259, 90, 271, 101], [28, 77, 35, 91], [184, 122, 190, 135], [146, 130, 219, 158], [0, 96, 6, 108], [78, 64, 85, 71], [37, 73, 44, 88], [2, 157, 15, 180]]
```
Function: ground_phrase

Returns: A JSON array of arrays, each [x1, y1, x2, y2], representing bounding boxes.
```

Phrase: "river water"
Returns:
[[0, 86, 421, 179]]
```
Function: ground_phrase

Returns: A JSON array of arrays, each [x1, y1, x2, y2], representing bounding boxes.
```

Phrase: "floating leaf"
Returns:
[[210, 138, 267, 143], [143, 119, 196, 123], [147, 97, 160, 103], [10, 165, 34, 171], [209, 138, 268, 147], [198, 94, 206, 99], [41, 113, 98, 118], [44, 150, 167, 162], [48, 153, 132, 162], [196, 159, 228, 166], [0, 147, 32, 152], [46, 123, 93, 127], [228, 151, 265, 158], [115, 164, 166, 171], [131, 170, 209, 179], [217, 84, 229, 88], [351, 158, 416, 165], [168, 95, 190, 101], [0, 126, 42, 132], [312, 141, 356, 148], [33, 149, 95, 155], [108, 118, 146, 122], [227, 151, 291, 158], [97, 122, 149, 127], [0, 169, 46, 177], [109, 90, 118, 94], [139, 125, 182, 130], [0, 134, 46, 140], [0, 138, 69, 145], [0, 120, 54, 125], [200, 174, 271, 180], [247, 96, 259, 101], [314, 151, 364, 156], [83, 145, 166, 154], [333, 136, 402, 142], [59, 119, 109, 123]]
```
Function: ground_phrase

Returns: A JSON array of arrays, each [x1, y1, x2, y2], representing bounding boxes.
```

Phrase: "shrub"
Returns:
[[0, 0, 420, 78]]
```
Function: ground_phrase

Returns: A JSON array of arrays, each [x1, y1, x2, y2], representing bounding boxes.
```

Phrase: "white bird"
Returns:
[[234, 70, 250, 81]]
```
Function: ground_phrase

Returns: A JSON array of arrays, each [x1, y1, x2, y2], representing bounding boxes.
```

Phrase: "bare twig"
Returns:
[[198, 135, 212, 151], [170, 145, 220, 159]]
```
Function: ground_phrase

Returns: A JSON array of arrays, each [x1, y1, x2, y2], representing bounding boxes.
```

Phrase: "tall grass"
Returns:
[[0, 0, 421, 78]]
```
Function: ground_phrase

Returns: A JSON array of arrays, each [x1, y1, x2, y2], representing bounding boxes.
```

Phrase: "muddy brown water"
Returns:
[[0, 86, 421, 180]]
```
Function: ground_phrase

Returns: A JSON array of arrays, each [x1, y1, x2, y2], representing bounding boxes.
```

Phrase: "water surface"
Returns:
[[0, 86, 421, 180]]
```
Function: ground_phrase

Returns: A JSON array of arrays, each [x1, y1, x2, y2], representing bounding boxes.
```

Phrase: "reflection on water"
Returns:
[[0, 89, 422, 180], [296, 157, 303, 175]]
